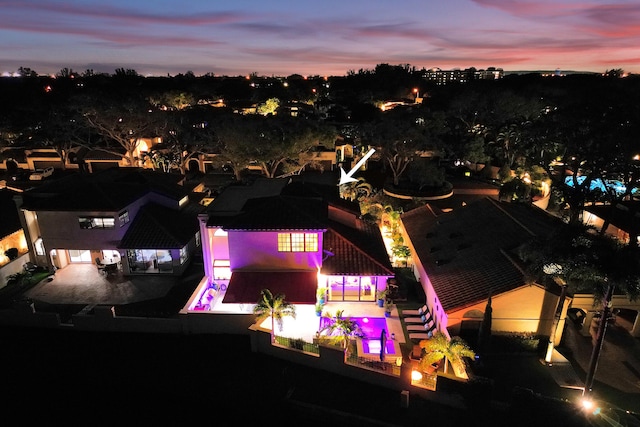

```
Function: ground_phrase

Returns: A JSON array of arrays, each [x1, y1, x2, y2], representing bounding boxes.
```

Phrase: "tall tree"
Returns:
[[81, 96, 162, 166]]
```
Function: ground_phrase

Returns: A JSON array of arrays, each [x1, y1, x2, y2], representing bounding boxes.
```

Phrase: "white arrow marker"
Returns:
[[338, 148, 376, 185]]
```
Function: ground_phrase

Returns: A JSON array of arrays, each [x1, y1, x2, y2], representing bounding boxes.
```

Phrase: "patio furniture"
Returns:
[[401, 305, 428, 317], [96, 258, 108, 277], [406, 320, 435, 331], [409, 332, 433, 341], [403, 313, 434, 324]]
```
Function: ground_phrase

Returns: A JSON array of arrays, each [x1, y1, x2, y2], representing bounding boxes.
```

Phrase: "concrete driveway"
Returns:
[[560, 317, 640, 397], [24, 263, 178, 305]]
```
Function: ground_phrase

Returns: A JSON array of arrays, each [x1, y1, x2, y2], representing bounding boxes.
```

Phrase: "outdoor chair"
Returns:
[[401, 305, 428, 317], [403, 313, 433, 324], [406, 319, 435, 331], [409, 332, 434, 341], [95, 258, 108, 277]]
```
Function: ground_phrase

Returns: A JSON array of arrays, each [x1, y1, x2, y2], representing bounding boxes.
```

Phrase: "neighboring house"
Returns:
[[579, 202, 640, 337], [79, 148, 129, 173], [192, 177, 394, 310], [0, 188, 30, 288], [582, 201, 640, 246], [14, 168, 205, 277], [400, 197, 568, 343]]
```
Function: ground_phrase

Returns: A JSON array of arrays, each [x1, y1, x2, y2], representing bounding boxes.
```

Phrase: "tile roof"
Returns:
[[220, 195, 328, 230], [401, 197, 562, 312], [118, 203, 200, 249], [322, 219, 394, 276], [82, 149, 125, 161], [585, 202, 640, 234], [206, 177, 289, 218], [0, 189, 22, 239], [19, 169, 189, 212]]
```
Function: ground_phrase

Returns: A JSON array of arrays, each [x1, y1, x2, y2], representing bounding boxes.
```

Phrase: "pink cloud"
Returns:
[[471, 0, 588, 18]]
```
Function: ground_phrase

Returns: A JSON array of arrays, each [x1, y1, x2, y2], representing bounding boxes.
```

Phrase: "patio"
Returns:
[[23, 263, 177, 305]]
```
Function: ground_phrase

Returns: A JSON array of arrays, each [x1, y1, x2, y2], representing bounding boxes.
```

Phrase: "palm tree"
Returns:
[[339, 177, 373, 202], [253, 289, 296, 343], [419, 332, 475, 375], [318, 310, 363, 351]]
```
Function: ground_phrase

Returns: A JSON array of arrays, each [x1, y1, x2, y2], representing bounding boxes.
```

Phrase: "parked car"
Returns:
[[29, 167, 54, 181], [567, 308, 586, 327]]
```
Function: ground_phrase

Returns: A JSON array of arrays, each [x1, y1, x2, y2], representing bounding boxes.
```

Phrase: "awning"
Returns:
[[222, 271, 318, 304]]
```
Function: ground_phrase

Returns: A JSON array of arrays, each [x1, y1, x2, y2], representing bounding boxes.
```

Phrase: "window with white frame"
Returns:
[[277, 233, 318, 252], [78, 216, 115, 229], [34, 237, 45, 256], [118, 211, 130, 226], [180, 245, 188, 264]]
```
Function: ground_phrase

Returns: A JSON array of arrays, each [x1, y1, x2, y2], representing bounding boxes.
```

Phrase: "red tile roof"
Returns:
[[118, 203, 201, 249], [402, 197, 561, 312], [322, 219, 394, 276]]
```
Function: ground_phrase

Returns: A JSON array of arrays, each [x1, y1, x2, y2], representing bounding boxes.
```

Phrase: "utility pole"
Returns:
[[583, 283, 615, 397]]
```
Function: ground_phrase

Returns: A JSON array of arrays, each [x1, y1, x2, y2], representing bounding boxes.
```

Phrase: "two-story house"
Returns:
[[14, 168, 204, 277], [190, 177, 394, 311]]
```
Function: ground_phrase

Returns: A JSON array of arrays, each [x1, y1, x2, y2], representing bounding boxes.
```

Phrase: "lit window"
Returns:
[[34, 237, 45, 256], [213, 259, 231, 280], [118, 211, 130, 226], [78, 216, 115, 229], [180, 245, 188, 264], [278, 233, 291, 252], [278, 233, 318, 252], [305, 233, 318, 252], [291, 233, 305, 251]]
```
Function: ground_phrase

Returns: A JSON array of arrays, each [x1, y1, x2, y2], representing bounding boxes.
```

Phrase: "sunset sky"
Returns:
[[1, 0, 639, 77]]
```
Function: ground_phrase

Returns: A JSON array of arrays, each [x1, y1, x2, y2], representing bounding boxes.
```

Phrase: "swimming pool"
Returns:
[[319, 316, 397, 357]]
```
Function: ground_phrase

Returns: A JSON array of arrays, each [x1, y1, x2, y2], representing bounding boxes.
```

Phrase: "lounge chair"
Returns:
[[409, 324, 436, 341], [406, 320, 435, 331], [401, 305, 428, 317], [403, 313, 433, 324], [409, 332, 433, 341]]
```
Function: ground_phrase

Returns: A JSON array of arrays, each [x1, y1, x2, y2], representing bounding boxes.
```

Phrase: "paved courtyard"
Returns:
[[24, 263, 184, 305]]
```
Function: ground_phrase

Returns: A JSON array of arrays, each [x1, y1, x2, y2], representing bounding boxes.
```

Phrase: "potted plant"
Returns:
[[316, 286, 327, 305], [376, 289, 387, 307], [384, 299, 394, 317], [315, 302, 324, 317]]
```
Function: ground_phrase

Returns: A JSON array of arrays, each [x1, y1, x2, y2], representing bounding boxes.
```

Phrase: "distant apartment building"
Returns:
[[422, 67, 504, 85]]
